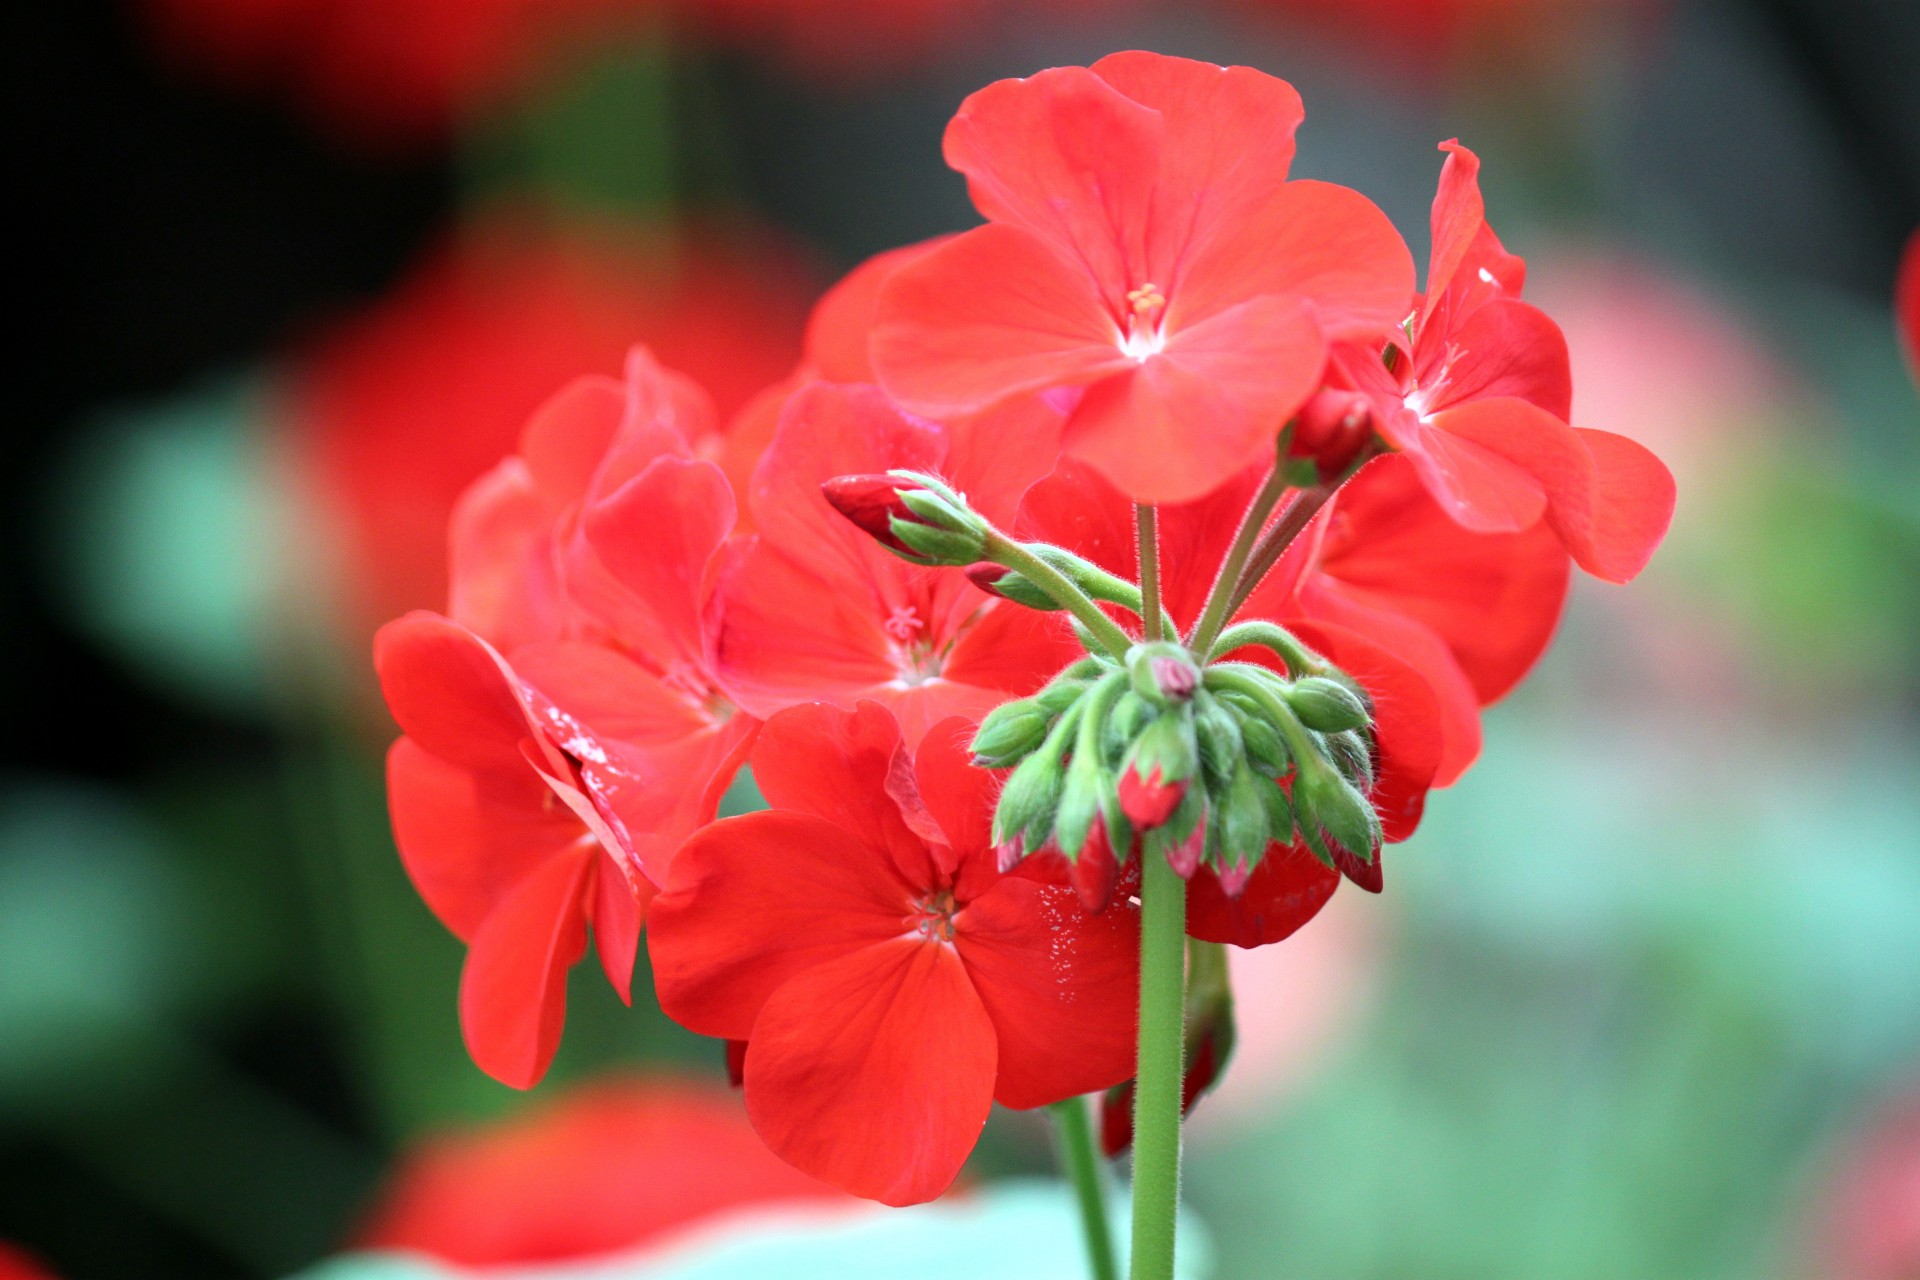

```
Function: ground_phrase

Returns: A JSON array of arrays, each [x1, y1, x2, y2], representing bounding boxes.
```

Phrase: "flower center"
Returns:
[[909, 889, 958, 942], [886, 602, 951, 687], [1120, 283, 1168, 361], [661, 660, 736, 723]]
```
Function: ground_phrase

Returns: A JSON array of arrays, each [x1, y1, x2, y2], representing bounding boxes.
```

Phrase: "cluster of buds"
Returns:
[[972, 625, 1384, 906]]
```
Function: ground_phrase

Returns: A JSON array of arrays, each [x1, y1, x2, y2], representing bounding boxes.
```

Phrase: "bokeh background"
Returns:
[[7, 1, 1919, 1276]]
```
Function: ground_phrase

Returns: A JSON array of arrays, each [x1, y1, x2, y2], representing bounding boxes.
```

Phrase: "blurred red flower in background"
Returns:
[[136, 0, 646, 141], [648, 703, 1140, 1204], [286, 216, 812, 647], [357, 1076, 849, 1266], [0, 1243, 57, 1280]]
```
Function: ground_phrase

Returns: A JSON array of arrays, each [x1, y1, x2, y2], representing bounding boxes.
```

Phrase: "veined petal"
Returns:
[[1400, 419, 1549, 534], [1089, 53, 1303, 288], [458, 846, 596, 1090], [1421, 140, 1526, 334], [647, 811, 919, 1040], [743, 939, 995, 1206], [873, 224, 1132, 420], [942, 65, 1163, 293], [516, 374, 631, 508], [1569, 427, 1677, 584], [805, 239, 949, 383], [956, 877, 1139, 1109], [375, 612, 539, 772], [571, 454, 736, 670], [1425, 298, 1572, 422], [447, 456, 563, 653], [1177, 180, 1415, 339], [1065, 295, 1325, 504], [590, 845, 649, 1006]]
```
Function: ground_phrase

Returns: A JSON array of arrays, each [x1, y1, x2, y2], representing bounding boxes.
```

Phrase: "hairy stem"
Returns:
[[1130, 848, 1188, 1280], [985, 532, 1135, 659], [1186, 464, 1290, 657], [1051, 1096, 1121, 1280], [1137, 505, 1163, 644]]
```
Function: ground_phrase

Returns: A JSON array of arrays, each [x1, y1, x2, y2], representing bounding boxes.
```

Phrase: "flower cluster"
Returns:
[[375, 51, 1673, 1205]]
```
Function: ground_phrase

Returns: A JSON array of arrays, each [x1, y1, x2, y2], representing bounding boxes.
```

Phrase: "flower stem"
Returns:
[[1186, 465, 1290, 658], [1223, 484, 1335, 622], [984, 532, 1135, 660], [1051, 1096, 1121, 1280], [1136, 506, 1163, 644], [1130, 846, 1188, 1280]]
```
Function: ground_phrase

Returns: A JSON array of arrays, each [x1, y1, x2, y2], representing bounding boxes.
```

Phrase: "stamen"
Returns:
[[884, 605, 923, 641]]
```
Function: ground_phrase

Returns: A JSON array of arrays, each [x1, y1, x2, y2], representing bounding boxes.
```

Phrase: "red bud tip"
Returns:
[[964, 562, 1010, 595], [1150, 655, 1198, 702], [821, 474, 916, 553], [994, 838, 1026, 874], [1215, 858, 1253, 899], [1165, 817, 1206, 880], [1289, 389, 1376, 481], [1118, 764, 1185, 829]]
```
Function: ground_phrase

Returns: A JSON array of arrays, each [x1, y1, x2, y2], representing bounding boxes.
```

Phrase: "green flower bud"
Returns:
[[1054, 751, 1109, 859], [1104, 691, 1151, 760], [964, 563, 1061, 610], [890, 517, 988, 566], [1192, 691, 1245, 789], [1253, 770, 1293, 839], [992, 746, 1065, 850], [1294, 758, 1380, 865], [970, 698, 1052, 767], [1217, 759, 1271, 869], [1236, 707, 1287, 774], [1286, 676, 1371, 733], [1323, 729, 1375, 790]]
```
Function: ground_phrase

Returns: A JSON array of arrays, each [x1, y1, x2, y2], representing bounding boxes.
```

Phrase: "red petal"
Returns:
[[1088, 52, 1302, 285], [937, 394, 1067, 528], [744, 939, 995, 1206], [711, 541, 900, 715], [957, 877, 1139, 1109], [1568, 427, 1677, 584], [590, 846, 648, 1005], [1421, 140, 1526, 333], [1426, 298, 1573, 422], [447, 457, 563, 653], [1186, 844, 1340, 948], [1065, 295, 1326, 504], [941, 65, 1162, 298], [375, 613, 537, 772], [1309, 454, 1570, 705], [571, 455, 736, 671], [647, 810, 918, 1040], [910, 716, 999, 871], [458, 847, 596, 1089], [1178, 180, 1415, 340], [1401, 417, 1548, 534], [805, 239, 948, 383], [515, 374, 631, 508], [872, 224, 1131, 419], [385, 737, 580, 942]]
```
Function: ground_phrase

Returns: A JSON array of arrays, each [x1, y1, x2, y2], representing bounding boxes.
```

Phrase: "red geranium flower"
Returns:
[[356, 1076, 848, 1265], [870, 51, 1415, 505], [1327, 141, 1674, 582], [711, 381, 1079, 744], [647, 703, 1140, 1205]]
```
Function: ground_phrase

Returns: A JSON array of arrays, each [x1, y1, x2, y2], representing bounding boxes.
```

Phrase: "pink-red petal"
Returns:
[[743, 939, 995, 1206], [458, 847, 596, 1090]]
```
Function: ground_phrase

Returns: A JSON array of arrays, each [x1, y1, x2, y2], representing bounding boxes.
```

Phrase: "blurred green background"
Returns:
[[8, 1, 1918, 1276]]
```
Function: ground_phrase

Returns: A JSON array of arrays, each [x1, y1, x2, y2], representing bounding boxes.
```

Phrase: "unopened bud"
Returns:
[[1286, 676, 1371, 733], [1193, 692, 1245, 789], [1117, 708, 1196, 830], [1053, 751, 1108, 859], [992, 748, 1064, 851], [1071, 815, 1123, 913], [1323, 729, 1375, 789], [971, 698, 1052, 767], [964, 563, 1060, 610], [821, 471, 986, 566], [1217, 760, 1271, 870], [1164, 813, 1207, 879], [1127, 642, 1201, 708], [1215, 857, 1255, 899], [1286, 388, 1376, 482], [1295, 759, 1380, 865]]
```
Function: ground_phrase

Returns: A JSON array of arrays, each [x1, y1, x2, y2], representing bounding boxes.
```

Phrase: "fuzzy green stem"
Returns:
[[985, 532, 1135, 659], [1186, 464, 1290, 657], [1130, 847, 1188, 1280], [1137, 505, 1164, 644], [1223, 444, 1383, 621], [1051, 1096, 1121, 1280]]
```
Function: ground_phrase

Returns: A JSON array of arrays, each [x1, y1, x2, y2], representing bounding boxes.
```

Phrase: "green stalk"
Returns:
[[985, 531, 1135, 660], [1130, 847, 1189, 1280], [1051, 1096, 1121, 1280], [1136, 505, 1163, 643], [1186, 464, 1289, 657]]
